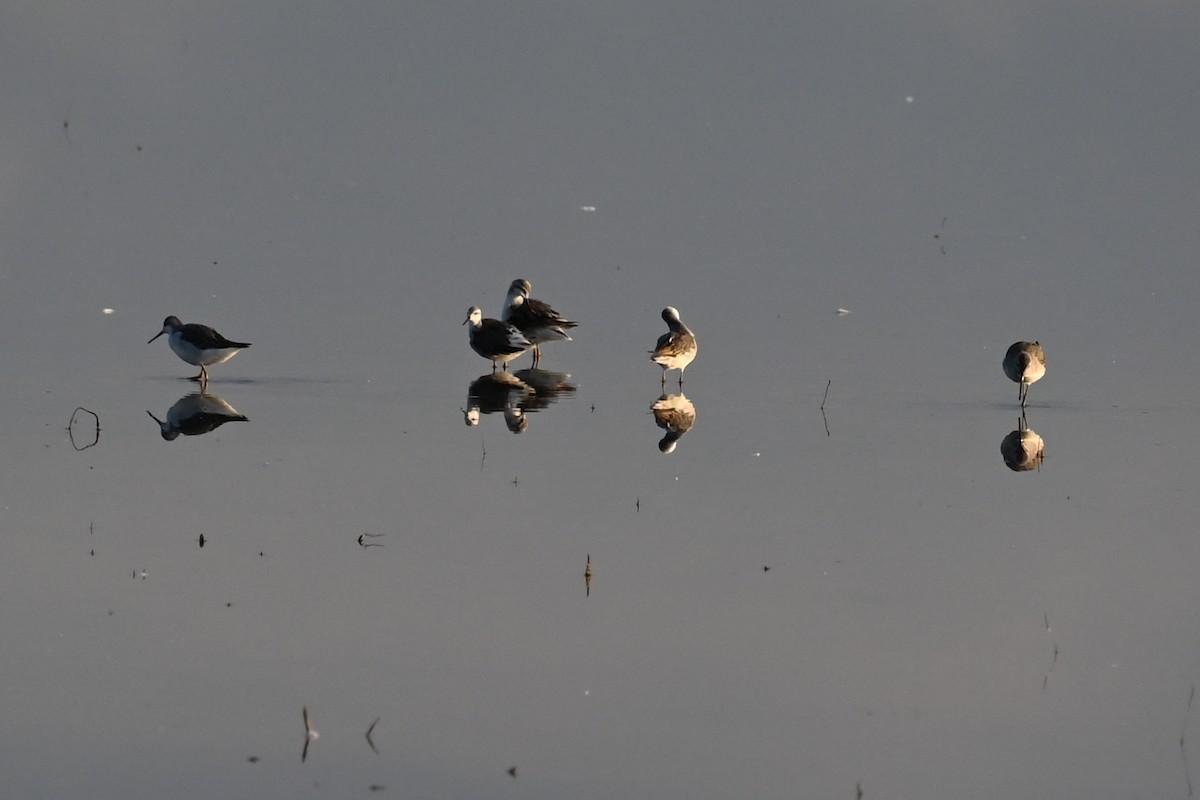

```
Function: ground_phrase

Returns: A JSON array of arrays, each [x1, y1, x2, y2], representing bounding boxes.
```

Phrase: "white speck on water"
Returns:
[[102, 308, 114, 315], [836, 308, 851, 315], [584, 690, 590, 696], [905, 96, 914, 103], [580, 206, 596, 212], [754, 452, 761, 457]]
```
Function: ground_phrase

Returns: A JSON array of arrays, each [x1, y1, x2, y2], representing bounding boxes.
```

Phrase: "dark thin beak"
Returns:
[[148, 330, 164, 343], [462, 318, 469, 325]]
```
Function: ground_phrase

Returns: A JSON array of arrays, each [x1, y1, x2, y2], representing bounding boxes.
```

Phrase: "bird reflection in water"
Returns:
[[1000, 415, 1045, 471], [650, 393, 696, 453], [146, 392, 248, 441], [461, 369, 576, 433]]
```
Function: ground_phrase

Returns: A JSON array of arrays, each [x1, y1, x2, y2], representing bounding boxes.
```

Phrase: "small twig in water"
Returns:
[[302, 706, 318, 763], [819, 380, 832, 437], [1183, 685, 1196, 796], [1042, 614, 1058, 690], [365, 717, 381, 754]]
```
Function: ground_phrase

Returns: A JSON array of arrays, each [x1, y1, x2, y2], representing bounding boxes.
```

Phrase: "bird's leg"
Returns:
[[531, 345, 540, 368]]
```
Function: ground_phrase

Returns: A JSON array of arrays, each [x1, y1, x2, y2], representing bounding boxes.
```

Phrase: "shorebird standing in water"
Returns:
[[650, 307, 697, 386], [149, 316, 250, 389], [1002, 341, 1046, 407], [464, 306, 531, 370], [501, 279, 577, 367]]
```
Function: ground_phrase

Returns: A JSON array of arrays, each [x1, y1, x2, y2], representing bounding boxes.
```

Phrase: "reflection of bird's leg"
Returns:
[[660, 370, 666, 386]]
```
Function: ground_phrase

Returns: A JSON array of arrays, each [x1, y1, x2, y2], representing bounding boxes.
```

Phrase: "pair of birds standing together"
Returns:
[[463, 279, 578, 370], [464, 280, 699, 384]]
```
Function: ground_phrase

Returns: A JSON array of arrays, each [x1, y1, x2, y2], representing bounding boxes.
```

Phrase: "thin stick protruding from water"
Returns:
[[1183, 685, 1195, 796], [1042, 613, 1058, 690], [819, 380, 832, 437]]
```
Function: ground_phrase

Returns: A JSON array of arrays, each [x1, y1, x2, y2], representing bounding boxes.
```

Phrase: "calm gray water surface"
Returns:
[[3, 3, 1200, 798]]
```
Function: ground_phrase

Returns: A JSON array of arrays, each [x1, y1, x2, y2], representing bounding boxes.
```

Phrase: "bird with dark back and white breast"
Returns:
[[500, 279, 577, 367], [149, 316, 251, 389], [463, 306, 531, 370]]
